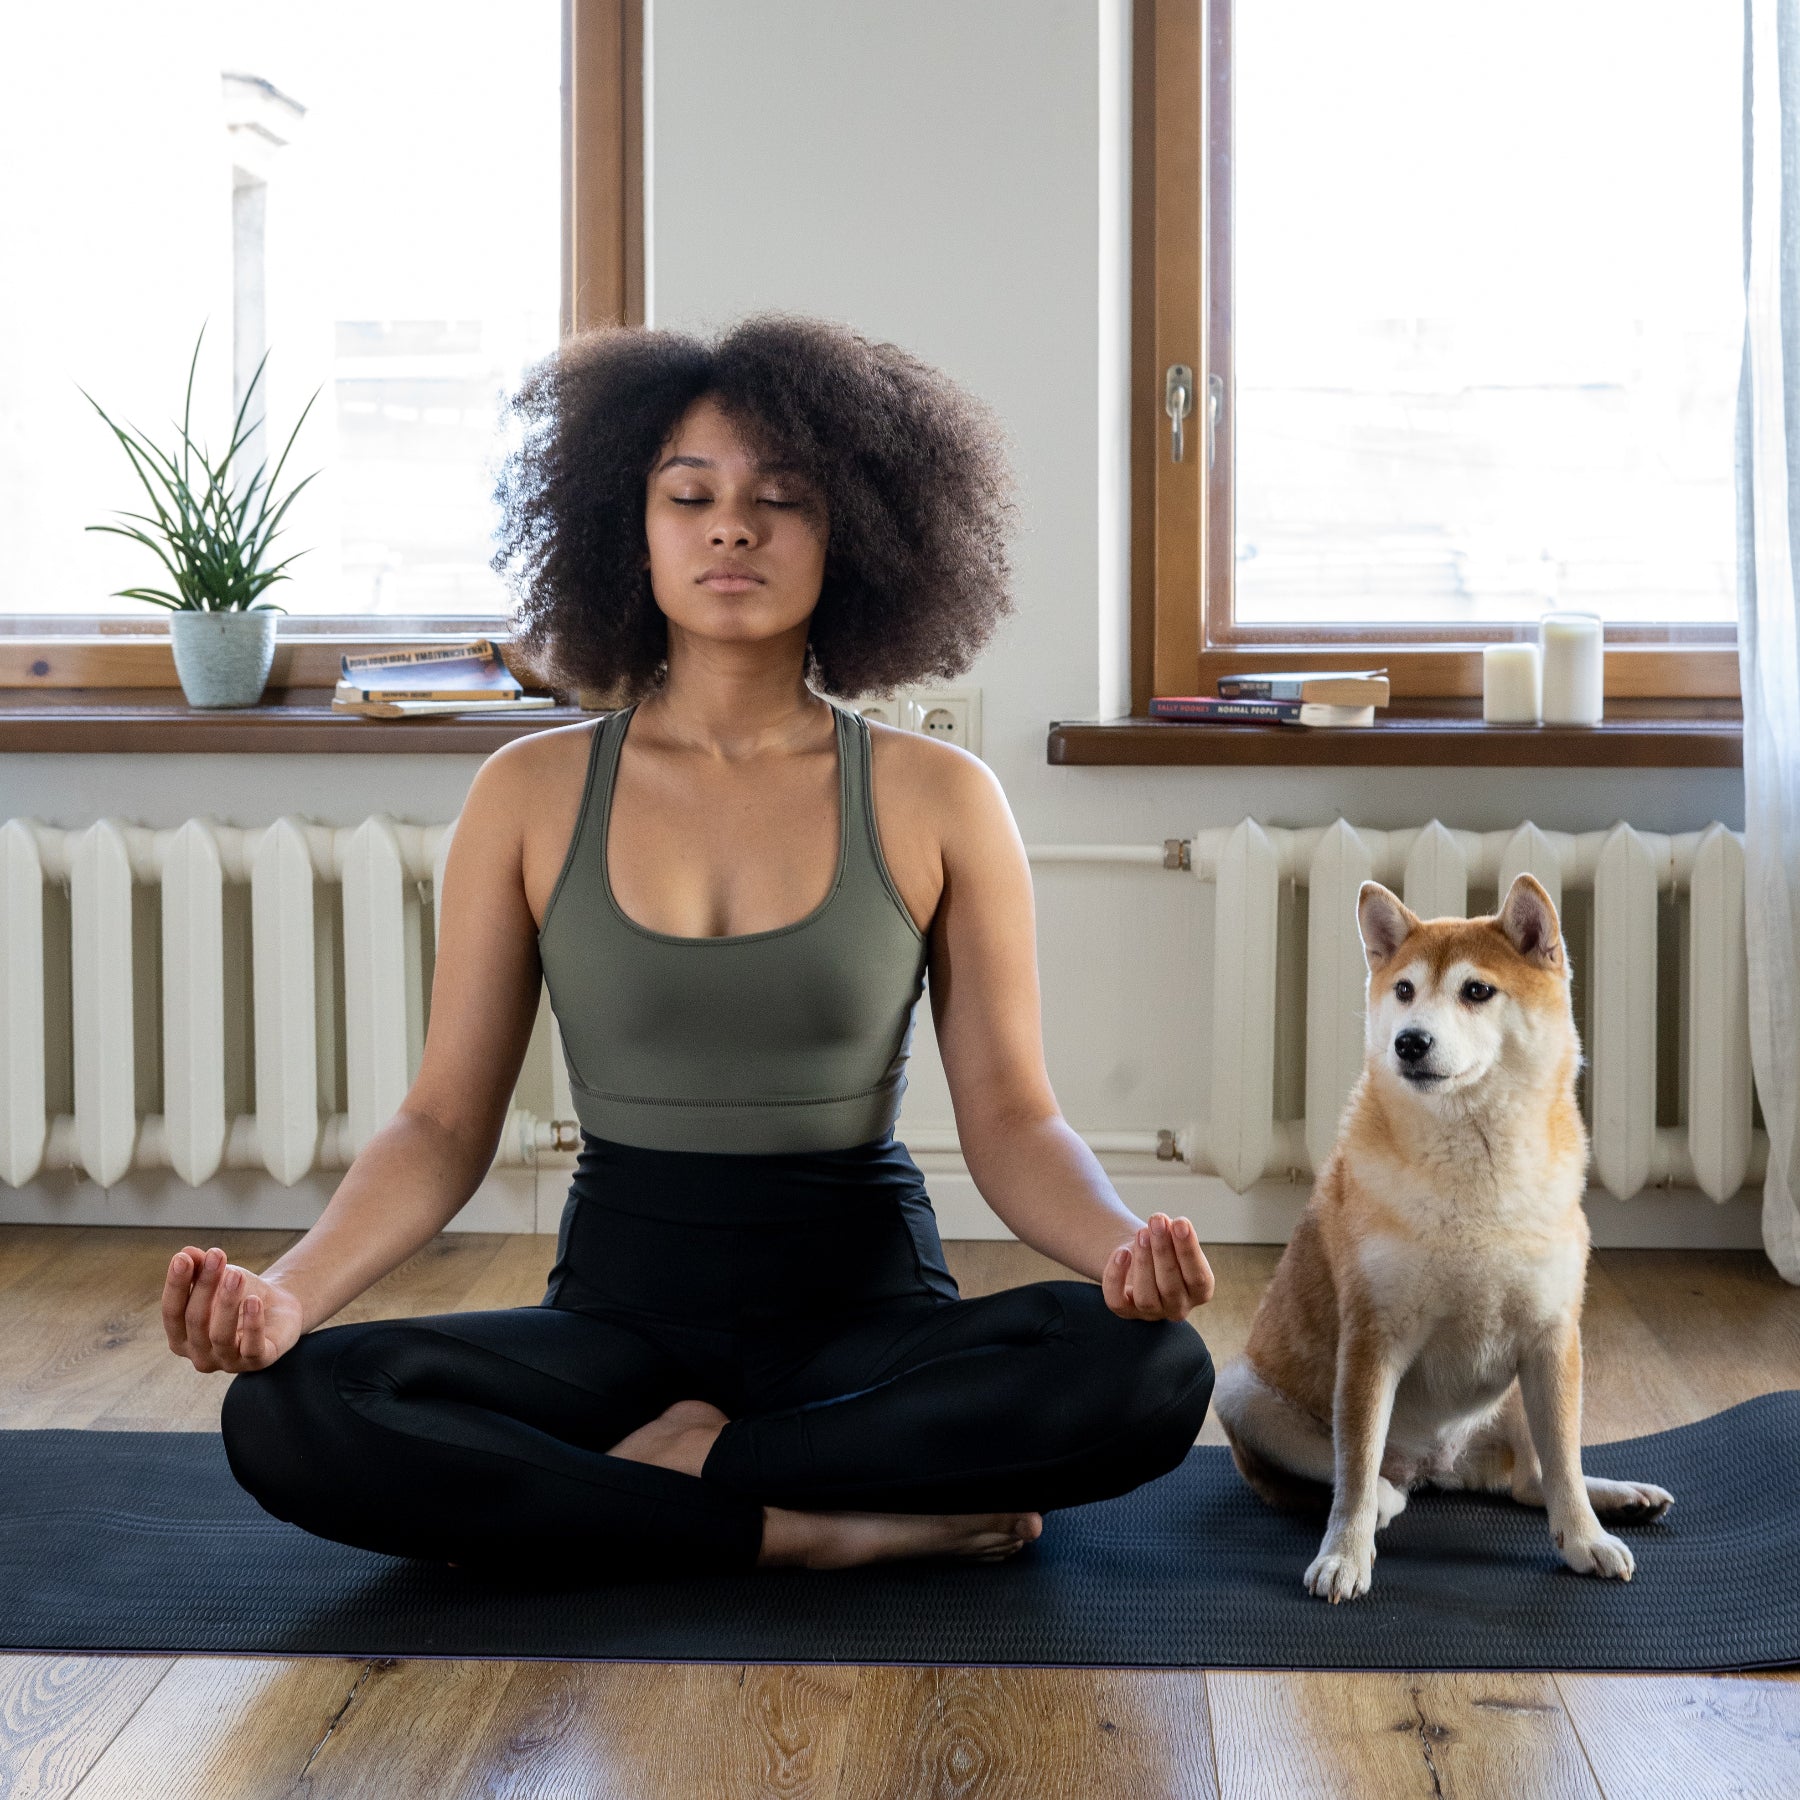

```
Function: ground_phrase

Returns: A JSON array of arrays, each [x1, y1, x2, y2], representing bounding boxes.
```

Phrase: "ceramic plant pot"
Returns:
[[168, 610, 279, 708]]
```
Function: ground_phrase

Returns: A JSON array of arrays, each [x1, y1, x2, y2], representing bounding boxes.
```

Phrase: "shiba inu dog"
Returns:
[[1213, 873, 1673, 1602]]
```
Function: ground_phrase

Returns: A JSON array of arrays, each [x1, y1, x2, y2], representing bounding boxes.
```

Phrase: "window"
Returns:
[[1132, 0, 1743, 701], [1, 0, 641, 674]]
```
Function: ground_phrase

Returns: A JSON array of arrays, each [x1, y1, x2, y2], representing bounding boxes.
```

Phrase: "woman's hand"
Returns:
[[1102, 1212, 1214, 1323], [162, 1245, 305, 1373]]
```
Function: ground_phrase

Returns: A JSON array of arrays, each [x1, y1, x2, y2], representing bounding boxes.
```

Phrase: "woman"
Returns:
[[160, 313, 1217, 1581]]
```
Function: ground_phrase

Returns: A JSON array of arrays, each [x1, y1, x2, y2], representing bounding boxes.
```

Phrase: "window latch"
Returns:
[[1164, 364, 1193, 462], [1207, 373, 1224, 470]]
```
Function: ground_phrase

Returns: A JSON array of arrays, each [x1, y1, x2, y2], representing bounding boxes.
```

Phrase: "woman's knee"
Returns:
[[219, 1333, 351, 1517], [1054, 1280, 1216, 1435]]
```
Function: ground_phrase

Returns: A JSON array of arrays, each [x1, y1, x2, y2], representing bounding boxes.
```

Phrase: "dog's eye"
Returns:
[[1394, 979, 1414, 1003], [1461, 980, 1496, 1004]]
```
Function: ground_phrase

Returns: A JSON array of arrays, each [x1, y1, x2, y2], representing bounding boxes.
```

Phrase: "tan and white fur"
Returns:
[[1212, 874, 1673, 1602]]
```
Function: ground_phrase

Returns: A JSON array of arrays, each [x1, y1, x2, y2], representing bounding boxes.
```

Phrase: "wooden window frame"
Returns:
[[1130, 0, 1741, 705], [3, 0, 643, 692]]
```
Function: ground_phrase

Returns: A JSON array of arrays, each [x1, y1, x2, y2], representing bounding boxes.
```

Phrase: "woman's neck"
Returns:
[[644, 630, 824, 756]]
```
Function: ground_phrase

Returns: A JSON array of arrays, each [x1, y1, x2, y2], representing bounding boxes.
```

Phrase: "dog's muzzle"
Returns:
[[1393, 1028, 1443, 1082]]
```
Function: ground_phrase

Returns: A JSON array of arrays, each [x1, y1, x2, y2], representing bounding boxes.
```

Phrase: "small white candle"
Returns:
[[1539, 610, 1605, 725], [1482, 643, 1541, 724]]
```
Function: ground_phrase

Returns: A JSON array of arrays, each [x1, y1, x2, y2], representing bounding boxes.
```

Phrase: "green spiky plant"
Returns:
[[80, 324, 321, 612]]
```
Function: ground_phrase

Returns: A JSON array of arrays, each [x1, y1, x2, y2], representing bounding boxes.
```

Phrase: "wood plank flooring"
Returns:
[[1, 1226, 1796, 1797]]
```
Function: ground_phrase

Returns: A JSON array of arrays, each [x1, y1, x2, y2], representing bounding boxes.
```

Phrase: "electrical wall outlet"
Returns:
[[900, 685, 982, 758], [847, 686, 983, 758], [850, 695, 904, 728]]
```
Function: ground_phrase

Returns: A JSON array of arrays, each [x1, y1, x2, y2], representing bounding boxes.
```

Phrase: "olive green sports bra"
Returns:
[[535, 699, 931, 1154]]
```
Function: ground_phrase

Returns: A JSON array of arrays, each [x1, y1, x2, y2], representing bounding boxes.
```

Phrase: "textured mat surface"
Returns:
[[3, 1393, 1796, 1670]]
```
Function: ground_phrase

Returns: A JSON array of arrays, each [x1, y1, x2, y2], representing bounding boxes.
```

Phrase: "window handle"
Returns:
[[1207, 373, 1224, 470], [1164, 364, 1193, 462]]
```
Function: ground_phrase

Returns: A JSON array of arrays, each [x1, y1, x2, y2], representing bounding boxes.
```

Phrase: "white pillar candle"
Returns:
[[1482, 643, 1542, 723], [1538, 610, 1605, 725]]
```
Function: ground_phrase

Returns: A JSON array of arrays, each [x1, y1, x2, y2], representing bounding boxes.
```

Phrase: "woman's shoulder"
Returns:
[[482, 713, 607, 789], [862, 710, 1014, 918], [863, 709, 1002, 817]]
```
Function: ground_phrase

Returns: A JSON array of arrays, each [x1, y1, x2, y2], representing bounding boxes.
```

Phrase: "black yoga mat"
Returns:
[[3, 1392, 1796, 1671]]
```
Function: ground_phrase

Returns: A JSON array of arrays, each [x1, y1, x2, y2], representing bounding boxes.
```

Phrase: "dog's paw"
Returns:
[[1375, 1476, 1409, 1531], [1304, 1537, 1375, 1603], [1584, 1476, 1673, 1523], [1555, 1525, 1635, 1580]]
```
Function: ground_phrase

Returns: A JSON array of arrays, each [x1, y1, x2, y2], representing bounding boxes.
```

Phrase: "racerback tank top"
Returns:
[[535, 698, 932, 1155]]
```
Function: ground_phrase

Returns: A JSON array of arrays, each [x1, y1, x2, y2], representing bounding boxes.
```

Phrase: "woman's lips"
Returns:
[[700, 574, 763, 592]]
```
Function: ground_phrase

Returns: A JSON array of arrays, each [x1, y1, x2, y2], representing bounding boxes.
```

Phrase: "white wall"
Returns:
[[643, 0, 1754, 1246], [0, 0, 1756, 1247], [645, 0, 1745, 831]]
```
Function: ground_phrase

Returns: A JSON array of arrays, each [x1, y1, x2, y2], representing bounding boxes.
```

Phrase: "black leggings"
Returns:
[[220, 1130, 1215, 1581]]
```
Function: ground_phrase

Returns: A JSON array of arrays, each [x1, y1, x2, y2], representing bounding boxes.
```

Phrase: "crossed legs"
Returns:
[[221, 1279, 1215, 1581]]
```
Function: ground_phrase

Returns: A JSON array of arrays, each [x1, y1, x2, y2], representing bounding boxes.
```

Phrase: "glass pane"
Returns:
[[1231, 1, 1743, 628], [0, 1, 559, 619]]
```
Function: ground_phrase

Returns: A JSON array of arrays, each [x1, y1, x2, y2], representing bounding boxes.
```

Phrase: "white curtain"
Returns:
[[1739, 0, 1800, 1280]]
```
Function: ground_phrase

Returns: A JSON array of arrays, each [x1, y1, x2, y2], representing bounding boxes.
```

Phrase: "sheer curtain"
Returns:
[[1738, 0, 1800, 1281]]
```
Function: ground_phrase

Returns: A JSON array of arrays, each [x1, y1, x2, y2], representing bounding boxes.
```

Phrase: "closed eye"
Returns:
[[668, 496, 800, 507], [1461, 979, 1497, 1004]]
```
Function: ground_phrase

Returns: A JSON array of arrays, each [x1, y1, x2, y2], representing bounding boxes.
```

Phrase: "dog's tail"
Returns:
[[1219, 1418, 1332, 1516]]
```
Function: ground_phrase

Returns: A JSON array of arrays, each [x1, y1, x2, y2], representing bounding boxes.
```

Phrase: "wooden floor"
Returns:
[[2, 1225, 1798, 1798]]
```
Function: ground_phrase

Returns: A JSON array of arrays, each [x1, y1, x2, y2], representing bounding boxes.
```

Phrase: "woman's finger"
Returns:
[[1129, 1234, 1160, 1317], [1171, 1218, 1215, 1305], [208, 1266, 245, 1362], [1147, 1215, 1186, 1314], [238, 1291, 267, 1367], [184, 1248, 225, 1352], [162, 1251, 196, 1352]]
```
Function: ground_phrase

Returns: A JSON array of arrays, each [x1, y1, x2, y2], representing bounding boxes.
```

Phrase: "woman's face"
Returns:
[[643, 394, 828, 651]]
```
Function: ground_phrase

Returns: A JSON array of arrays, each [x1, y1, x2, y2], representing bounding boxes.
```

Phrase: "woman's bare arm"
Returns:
[[163, 735, 556, 1370], [923, 744, 1214, 1319]]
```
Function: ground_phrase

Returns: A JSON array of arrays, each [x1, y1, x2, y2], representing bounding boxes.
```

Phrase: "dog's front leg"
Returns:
[[1305, 1320, 1403, 1603], [1517, 1320, 1635, 1580]]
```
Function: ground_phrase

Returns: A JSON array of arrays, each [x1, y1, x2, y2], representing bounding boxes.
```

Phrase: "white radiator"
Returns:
[[913, 818, 1761, 1209], [1168, 819, 1761, 1202], [0, 814, 571, 1191], [0, 811, 1763, 1213]]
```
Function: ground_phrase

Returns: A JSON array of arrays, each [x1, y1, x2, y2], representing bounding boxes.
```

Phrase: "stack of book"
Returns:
[[332, 639, 557, 718], [1148, 669, 1390, 728]]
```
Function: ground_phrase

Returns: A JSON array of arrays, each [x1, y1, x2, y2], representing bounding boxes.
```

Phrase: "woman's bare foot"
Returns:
[[757, 1505, 1045, 1571], [443, 1400, 731, 1570], [605, 1398, 1046, 1572], [606, 1398, 733, 1477], [450, 1505, 1042, 1573]]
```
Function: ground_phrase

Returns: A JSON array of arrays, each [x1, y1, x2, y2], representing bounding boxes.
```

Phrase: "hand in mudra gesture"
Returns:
[[162, 1245, 304, 1373], [1103, 1212, 1214, 1323]]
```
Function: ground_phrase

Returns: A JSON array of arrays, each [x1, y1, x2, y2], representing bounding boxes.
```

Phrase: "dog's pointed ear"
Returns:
[[1497, 872, 1564, 968], [1357, 882, 1418, 968]]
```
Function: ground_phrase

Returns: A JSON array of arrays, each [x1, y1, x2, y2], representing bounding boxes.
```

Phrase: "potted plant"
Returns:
[[81, 326, 320, 708]]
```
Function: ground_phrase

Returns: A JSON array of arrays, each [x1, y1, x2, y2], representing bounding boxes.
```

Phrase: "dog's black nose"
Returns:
[[1393, 1028, 1434, 1064]]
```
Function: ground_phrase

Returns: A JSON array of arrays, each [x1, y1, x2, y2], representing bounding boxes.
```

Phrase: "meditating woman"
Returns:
[[159, 312, 1218, 1580]]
